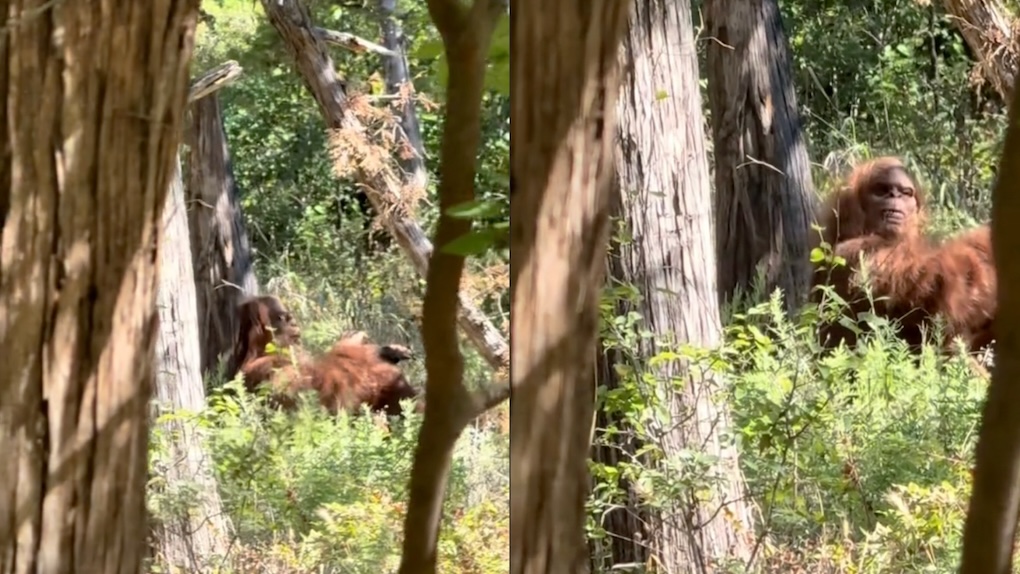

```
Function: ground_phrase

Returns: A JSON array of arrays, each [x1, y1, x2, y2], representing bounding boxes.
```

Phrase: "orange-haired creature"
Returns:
[[811, 156, 996, 356], [231, 302, 422, 416], [227, 295, 304, 392]]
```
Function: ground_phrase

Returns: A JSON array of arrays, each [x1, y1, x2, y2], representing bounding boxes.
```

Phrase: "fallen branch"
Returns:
[[188, 60, 243, 103], [314, 27, 397, 56], [260, 0, 510, 375]]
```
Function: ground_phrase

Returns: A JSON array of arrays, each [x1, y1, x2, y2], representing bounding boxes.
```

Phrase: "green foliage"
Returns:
[[154, 2, 512, 570], [148, 379, 509, 573], [773, 0, 1007, 218], [415, 14, 510, 97], [591, 273, 989, 572]]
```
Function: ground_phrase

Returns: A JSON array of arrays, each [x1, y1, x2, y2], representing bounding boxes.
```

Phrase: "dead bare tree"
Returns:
[[260, 0, 509, 375], [942, 0, 1018, 100], [183, 61, 260, 376], [378, 0, 429, 198], [150, 156, 233, 572]]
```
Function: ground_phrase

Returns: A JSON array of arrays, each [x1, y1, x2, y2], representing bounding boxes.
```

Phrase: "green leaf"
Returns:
[[415, 39, 446, 60], [441, 228, 503, 256], [486, 62, 510, 95], [446, 199, 503, 220], [810, 247, 826, 263]]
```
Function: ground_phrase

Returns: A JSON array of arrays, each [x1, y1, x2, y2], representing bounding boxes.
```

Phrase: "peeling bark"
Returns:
[[510, 1, 632, 572], [0, 2, 201, 572], [593, 1, 759, 571], [150, 157, 232, 572], [942, 0, 1018, 101]]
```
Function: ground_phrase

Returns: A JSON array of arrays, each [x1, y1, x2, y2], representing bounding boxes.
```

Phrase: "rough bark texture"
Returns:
[[397, 3, 504, 572], [510, 2, 632, 572], [378, 0, 429, 199], [958, 61, 1020, 574], [705, 0, 817, 310], [0, 2, 201, 572], [150, 158, 232, 571], [592, 1, 758, 571], [942, 0, 1018, 101], [185, 94, 259, 376], [260, 0, 509, 374]]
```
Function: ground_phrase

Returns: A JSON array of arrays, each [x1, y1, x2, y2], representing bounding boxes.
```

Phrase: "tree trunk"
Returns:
[[593, 2, 759, 571], [705, 0, 817, 310], [150, 157, 233, 571], [0, 3, 200, 572], [378, 0, 428, 194], [510, 2, 632, 573], [957, 54, 1020, 574], [185, 93, 259, 377], [261, 0, 510, 374], [396, 3, 505, 572], [942, 0, 1018, 101]]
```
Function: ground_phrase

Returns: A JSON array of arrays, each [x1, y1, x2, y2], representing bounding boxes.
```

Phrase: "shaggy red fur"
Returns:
[[233, 307, 421, 416], [812, 156, 996, 355]]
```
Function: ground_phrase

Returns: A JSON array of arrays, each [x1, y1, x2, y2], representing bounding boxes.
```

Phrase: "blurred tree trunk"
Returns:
[[592, 1, 758, 571], [185, 91, 260, 377], [396, 3, 509, 573], [150, 157, 233, 571], [510, 1, 632, 572], [958, 58, 1020, 574], [0, 2, 200, 572], [705, 0, 817, 310], [942, 0, 1017, 101]]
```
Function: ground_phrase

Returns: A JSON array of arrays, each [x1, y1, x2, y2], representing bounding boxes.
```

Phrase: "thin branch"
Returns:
[[188, 61, 244, 103], [313, 27, 398, 56]]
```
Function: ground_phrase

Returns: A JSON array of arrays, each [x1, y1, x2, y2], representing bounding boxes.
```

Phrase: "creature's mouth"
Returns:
[[882, 209, 905, 224]]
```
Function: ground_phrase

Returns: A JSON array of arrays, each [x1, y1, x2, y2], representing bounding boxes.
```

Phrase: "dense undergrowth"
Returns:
[[589, 279, 992, 573]]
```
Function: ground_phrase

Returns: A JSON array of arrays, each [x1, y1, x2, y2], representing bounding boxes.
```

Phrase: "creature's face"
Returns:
[[861, 167, 919, 237], [262, 297, 301, 347]]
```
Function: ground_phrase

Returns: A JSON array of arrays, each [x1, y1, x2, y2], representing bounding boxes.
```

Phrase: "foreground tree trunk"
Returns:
[[0, 3, 201, 572], [942, 0, 1017, 101], [705, 0, 816, 310], [186, 91, 259, 377], [510, 2, 632, 572], [593, 1, 757, 571], [150, 157, 232, 571], [397, 3, 507, 573], [958, 57, 1020, 574]]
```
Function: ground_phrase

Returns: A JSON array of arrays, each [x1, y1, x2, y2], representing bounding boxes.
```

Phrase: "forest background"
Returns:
[[148, 0, 1014, 572]]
